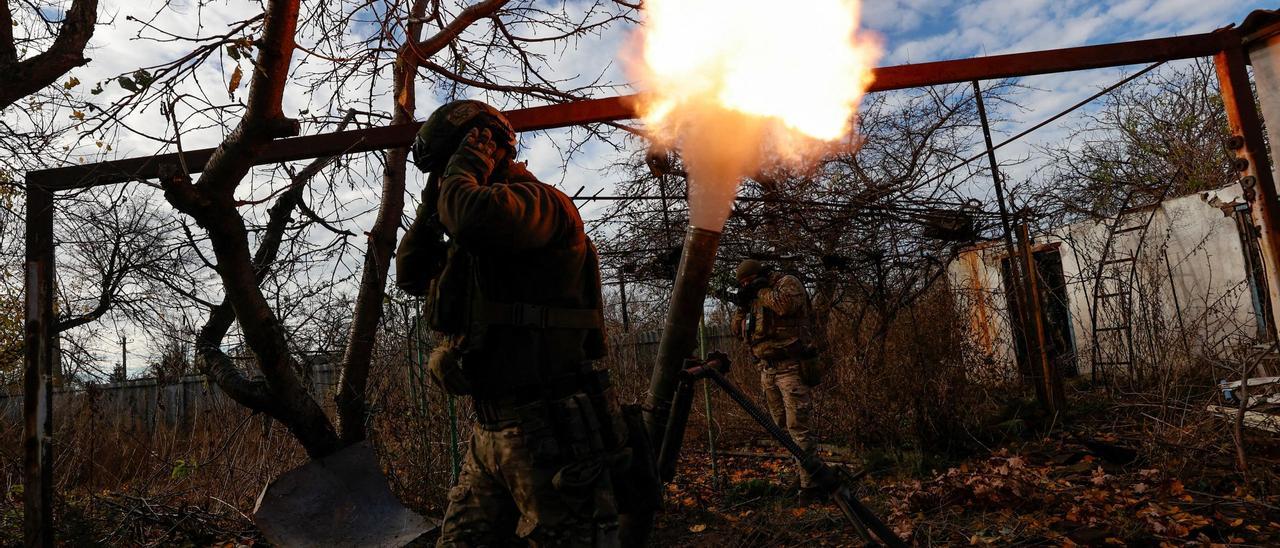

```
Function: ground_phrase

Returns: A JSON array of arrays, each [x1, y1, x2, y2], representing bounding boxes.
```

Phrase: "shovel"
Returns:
[[253, 442, 438, 547]]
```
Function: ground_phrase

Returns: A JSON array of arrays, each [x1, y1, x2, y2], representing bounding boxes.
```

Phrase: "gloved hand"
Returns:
[[730, 287, 756, 308], [734, 277, 768, 306], [743, 275, 770, 292], [445, 127, 500, 183], [427, 334, 471, 395]]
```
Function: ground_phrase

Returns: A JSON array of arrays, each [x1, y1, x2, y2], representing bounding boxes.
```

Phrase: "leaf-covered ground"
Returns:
[[8, 407, 1280, 546], [653, 432, 1280, 547]]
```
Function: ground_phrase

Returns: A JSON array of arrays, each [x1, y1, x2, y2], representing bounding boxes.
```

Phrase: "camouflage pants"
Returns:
[[437, 424, 620, 547], [759, 359, 815, 487]]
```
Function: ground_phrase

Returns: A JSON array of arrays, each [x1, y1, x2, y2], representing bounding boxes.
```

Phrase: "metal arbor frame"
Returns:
[[21, 11, 1280, 545]]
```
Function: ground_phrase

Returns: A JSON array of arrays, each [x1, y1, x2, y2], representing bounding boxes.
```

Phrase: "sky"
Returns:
[[19, 0, 1276, 375]]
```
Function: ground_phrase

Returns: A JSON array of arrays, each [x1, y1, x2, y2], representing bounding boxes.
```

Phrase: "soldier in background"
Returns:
[[397, 100, 642, 546], [731, 259, 823, 500]]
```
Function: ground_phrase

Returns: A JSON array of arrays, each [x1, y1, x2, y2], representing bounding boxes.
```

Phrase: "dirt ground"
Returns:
[[5, 394, 1280, 547], [650, 418, 1280, 547]]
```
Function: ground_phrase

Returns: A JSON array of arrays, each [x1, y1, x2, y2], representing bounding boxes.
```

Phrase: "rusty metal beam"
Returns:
[[27, 29, 1236, 190], [869, 30, 1231, 93], [1218, 42, 1280, 340], [27, 96, 638, 189]]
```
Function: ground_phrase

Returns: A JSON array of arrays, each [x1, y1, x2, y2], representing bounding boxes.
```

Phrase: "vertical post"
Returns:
[[119, 335, 127, 381], [619, 270, 631, 333], [1017, 223, 1065, 412], [447, 394, 460, 484], [643, 226, 723, 446], [24, 181, 54, 548], [973, 81, 1048, 405], [1218, 40, 1280, 340], [698, 318, 719, 491]]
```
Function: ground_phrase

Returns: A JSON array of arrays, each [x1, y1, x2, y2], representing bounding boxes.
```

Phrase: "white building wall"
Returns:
[[949, 185, 1265, 376]]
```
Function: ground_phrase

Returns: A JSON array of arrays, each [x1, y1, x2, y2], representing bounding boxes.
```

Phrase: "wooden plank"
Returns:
[[1207, 405, 1280, 433]]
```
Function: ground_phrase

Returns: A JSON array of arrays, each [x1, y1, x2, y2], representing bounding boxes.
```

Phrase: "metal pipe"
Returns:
[[642, 226, 723, 449], [1017, 223, 1064, 411], [656, 368, 696, 482], [974, 81, 1042, 399]]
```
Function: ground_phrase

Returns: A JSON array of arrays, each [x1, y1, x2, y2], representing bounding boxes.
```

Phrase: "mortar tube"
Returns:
[[642, 225, 723, 451]]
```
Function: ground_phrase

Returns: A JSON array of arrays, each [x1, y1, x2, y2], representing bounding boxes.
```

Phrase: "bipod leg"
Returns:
[[657, 363, 699, 482], [686, 364, 907, 548]]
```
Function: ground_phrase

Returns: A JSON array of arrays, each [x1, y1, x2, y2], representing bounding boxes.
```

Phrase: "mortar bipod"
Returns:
[[661, 352, 907, 548]]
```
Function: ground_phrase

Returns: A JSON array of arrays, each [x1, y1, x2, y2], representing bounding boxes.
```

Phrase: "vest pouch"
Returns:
[[793, 340, 824, 386], [426, 246, 473, 334], [550, 394, 605, 461]]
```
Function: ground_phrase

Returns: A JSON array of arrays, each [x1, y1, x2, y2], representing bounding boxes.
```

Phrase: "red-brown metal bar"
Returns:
[[870, 31, 1231, 92], [27, 29, 1235, 190], [1217, 42, 1280, 339]]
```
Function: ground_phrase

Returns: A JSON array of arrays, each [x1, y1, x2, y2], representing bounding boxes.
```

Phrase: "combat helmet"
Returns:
[[411, 100, 517, 173], [735, 259, 767, 284]]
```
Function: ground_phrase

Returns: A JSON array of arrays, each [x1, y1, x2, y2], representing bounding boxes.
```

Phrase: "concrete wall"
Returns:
[[949, 185, 1265, 376]]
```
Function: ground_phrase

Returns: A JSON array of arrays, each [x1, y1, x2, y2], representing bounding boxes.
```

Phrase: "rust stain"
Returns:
[[962, 251, 997, 356]]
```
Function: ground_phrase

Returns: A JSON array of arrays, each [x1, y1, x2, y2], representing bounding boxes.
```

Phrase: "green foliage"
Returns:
[[170, 459, 197, 480], [723, 478, 782, 506], [116, 69, 156, 93], [0, 291, 22, 385]]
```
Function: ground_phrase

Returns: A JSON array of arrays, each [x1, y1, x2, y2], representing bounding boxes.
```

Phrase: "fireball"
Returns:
[[628, 0, 880, 230]]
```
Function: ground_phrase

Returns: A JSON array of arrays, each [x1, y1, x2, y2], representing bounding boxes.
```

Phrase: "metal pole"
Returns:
[[973, 81, 1045, 402], [447, 394, 460, 484], [1017, 223, 1064, 412], [699, 318, 719, 491], [24, 181, 55, 548], [642, 226, 723, 447], [619, 270, 631, 333], [1228, 31, 1280, 340]]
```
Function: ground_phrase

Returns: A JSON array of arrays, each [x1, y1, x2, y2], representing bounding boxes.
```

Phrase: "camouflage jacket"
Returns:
[[397, 145, 607, 401], [733, 272, 812, 360]]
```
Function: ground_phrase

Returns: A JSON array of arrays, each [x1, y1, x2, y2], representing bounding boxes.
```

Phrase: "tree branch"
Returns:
[[405, 0, 508, 65], [0, 0, 97, 109], [335, 0, 430, 445]]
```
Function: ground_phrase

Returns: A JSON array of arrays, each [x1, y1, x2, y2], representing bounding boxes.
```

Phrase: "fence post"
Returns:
[[699, 318, 720, 491], [24, 181, 55, 548]]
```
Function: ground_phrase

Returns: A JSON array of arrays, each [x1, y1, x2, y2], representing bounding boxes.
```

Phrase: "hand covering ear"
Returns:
[[447, 127, 499, 184]]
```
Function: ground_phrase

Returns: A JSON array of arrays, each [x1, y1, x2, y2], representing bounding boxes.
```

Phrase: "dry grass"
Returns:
[[2, 289, 1275, 545]]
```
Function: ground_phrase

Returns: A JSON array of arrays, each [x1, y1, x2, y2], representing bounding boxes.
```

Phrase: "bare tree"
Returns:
[[1038, 60, 1234, 224], [113, 0, 640, 457], [594, 83, 1011, 352], [0, 0, 98, 109]]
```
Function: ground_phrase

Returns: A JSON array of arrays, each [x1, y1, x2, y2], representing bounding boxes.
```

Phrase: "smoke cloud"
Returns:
[[625, 0, 880, 232]]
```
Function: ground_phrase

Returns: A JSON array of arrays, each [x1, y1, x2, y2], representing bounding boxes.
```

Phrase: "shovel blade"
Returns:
[[253, 442, 437, 547]]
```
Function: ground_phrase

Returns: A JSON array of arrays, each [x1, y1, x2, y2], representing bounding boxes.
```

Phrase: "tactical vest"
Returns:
[[746, 273, 813, 360]]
